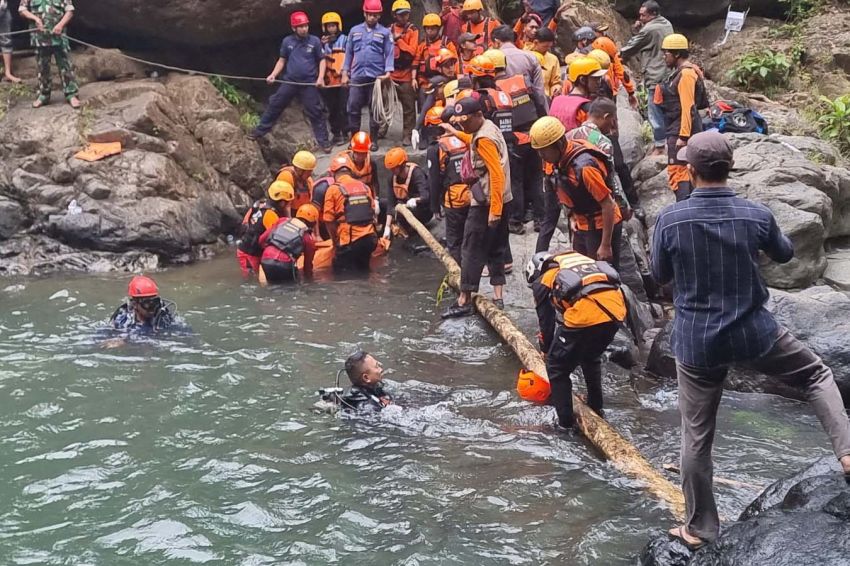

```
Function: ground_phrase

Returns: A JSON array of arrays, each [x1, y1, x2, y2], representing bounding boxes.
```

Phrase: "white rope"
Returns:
[[371, 78, 401, 130]]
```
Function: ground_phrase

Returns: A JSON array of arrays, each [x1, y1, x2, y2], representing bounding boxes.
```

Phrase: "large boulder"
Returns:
[[554, 1, 632, 55], [639, 456, 850, 566], [635, 133, 850, 289], [0, 72, 271, 275], [613, 0, 784, 27]]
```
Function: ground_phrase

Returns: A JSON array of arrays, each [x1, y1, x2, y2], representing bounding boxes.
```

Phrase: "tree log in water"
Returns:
[[396, 205, 686, 520]]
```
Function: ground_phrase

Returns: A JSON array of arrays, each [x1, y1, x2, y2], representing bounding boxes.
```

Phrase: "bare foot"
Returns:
[[4, 74, 22, 83], [840, 454, 850, 474], [668, 525, 707, 550]]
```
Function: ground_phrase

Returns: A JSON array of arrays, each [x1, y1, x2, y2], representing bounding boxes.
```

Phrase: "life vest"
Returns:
[[238, 200, 275, 256], [344, 150, 375, 192], [465, 18, 494, 49], [479, 87, 514, 136], [266, 218, 307, 260], [312, 176, 333, 210], [392, 163, 419, 201], [495, 75, 539, 131], [323, 34, 348, 86], [542, 252, 622, 316], [335, 178, 374, 226], [438, 134, 471, 208], [420, 37, 450, 79], [551, 144, 612, 219], [657, 62, 709, 137], [549, 93, 591, 132]]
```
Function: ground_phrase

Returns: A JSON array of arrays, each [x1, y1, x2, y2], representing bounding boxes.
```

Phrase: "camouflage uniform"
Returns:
[[19, 0, 78, 101]]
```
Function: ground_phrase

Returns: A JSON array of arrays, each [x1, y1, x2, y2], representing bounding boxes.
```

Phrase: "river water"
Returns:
[[0, 251, 834, 565]]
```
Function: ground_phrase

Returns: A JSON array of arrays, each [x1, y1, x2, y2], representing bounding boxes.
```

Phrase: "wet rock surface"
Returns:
[[640, 456, 850, 566]]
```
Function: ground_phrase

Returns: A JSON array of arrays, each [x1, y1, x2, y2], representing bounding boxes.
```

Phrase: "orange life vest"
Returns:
[[540, 252, 627, 328], [496, 74, 539, 131], [438, 134, 471, 208], [392, 163, 419, 201]]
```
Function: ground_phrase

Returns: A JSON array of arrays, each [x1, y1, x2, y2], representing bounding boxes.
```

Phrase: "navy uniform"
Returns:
[[19, 0, 79, 105], [343, 21, 394, 140]]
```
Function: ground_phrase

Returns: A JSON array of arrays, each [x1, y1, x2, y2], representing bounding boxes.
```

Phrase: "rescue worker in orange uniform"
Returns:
[[460, 0, 500, 51], [258, 204, 319, 284], [530, 116, 624, 268], [389, 0, 420, 146], [236, 180, 295, 277], [275, 150, 317, 214], [341, 131, 382, 201], [382, 147, 432, 240], [322, 155, 379, 271], [548, 57, 606, 133], [526, 250, 627, 429], [426, 106, 471, 265], [457, 31, 483, 72], [655, 33, 708, 201], [416, 14, 458, 108], [320, 12, 349, 146]]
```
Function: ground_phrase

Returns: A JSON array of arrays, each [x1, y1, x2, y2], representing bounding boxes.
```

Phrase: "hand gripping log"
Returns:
[[396, 205, 686, 520]]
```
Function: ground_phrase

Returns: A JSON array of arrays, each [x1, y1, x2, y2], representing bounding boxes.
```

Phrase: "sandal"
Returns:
[[68, 96, 81, 109], [32, 95, 49, 108], [668, 526, 707, 551]]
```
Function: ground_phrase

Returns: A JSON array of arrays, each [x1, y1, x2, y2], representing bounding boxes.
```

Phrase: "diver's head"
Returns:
[[127, 275, 161, 322], [345, 351, 384, 387]]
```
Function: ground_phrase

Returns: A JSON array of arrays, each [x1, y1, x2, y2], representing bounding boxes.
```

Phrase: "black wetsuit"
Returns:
[[109, 301, 190, 335], [340, 384, 393, 411]]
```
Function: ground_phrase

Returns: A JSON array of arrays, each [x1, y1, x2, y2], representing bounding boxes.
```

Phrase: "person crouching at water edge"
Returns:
[[237, 180, 295, 277], [109, 276, 184, 334], [525, 250, 626, 430], [257, 204, 320, 285], [319, 351, 393, 412], [322, 155, 379, 271]]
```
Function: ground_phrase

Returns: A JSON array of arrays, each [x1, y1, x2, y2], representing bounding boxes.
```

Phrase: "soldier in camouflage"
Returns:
[[18, 0, 80, 108]]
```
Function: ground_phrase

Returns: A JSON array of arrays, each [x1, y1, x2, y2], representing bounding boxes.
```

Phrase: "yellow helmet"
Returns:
[[462, 0, 484, 12], [564, 52, 581, 66], [530, 116, 566, 150], [268, 180, 295, 202], [587, 49, 611, 70], [483, 48, 506, 70], [443, 79, 460, 99], [292, 150, 316, 171], [423, 13, 442, 27], [568, 57, 607, 82], [391, 0, 411, 12], [321, 12, 342, 27], [662, 33, 689, 51]]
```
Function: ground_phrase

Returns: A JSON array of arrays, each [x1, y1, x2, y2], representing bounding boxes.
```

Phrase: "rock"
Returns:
[[617, 91, 647, 169], [0, 71, 270, 275], [824, 248, 850, 290], [554, 1, 632, 55], [613, 0, 784, 26], [645, 320, 675, 381], [639, 457, 850, 566], [0, 197, 28, 240]]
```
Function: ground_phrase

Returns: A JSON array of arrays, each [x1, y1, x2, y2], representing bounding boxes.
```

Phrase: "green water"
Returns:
[[0, 253, 833, 564]]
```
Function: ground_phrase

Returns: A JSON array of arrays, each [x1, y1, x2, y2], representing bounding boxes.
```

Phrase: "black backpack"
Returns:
[[704, 100, 769, 135]]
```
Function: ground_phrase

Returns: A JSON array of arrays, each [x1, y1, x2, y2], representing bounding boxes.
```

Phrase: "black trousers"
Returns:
[[445, 206, 470, 266], [610, 133, 637, 205], [573, 221, 624, 271], [509, 143, 544, 224], [347, 82, 378, 139], [321, 86, 349, 137], [261, 259, 297, 283], [460, 202, 511, 292], [547, 322, 619, 428], [334, 233, 377, 272], [535, 187, 561, 253]]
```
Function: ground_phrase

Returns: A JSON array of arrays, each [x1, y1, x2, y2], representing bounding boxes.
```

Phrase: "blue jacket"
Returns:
[[343, 22, 394, 82], [280, 34, 323, 83], [323, 32, 348, 55]]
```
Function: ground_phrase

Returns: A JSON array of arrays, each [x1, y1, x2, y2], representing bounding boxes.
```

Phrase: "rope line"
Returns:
[[371, 78, 401, 130]]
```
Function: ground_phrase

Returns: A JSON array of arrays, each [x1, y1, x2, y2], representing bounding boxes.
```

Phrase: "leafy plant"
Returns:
[[816, 94, 850, 157], [240, 111, 260, 130], [779, 0, 823, 22], [209, 75, 246, 106], [209, 76, 261, 132], [726, 49, 792, 95]]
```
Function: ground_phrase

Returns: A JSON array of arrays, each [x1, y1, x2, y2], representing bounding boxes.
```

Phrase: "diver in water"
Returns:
[[320, 351, 393, 411], [109, 275, 185, 334]]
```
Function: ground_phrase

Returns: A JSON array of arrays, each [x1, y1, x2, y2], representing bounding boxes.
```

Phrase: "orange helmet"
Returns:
[[591, 36, 618, 59], [128, 275, 158, 298], [349, 131, 371, 152], [435, 48, 458, 66], [468, 55, 495, 77], [329, 154, 356, 174], [516, 369, 551, 403], [425, 104, 445, 126], [384, 147, 408, 169], [296, 203, 320, 225], [454, 88, 475, 102]]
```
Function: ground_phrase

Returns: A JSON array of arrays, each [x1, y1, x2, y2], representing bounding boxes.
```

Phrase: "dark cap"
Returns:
[[452, 95, 482, 117], [677, 131, 733, 169], [457, 32, 481, 44]]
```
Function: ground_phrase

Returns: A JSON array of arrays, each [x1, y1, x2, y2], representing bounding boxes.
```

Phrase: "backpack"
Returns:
[[705, 100, 769, 135]]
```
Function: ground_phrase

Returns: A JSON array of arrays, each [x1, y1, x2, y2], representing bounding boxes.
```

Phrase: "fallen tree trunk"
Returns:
[[397, 205, 686, 520]]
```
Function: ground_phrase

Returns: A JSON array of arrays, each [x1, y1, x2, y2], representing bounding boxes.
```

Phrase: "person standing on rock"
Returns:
[[619, 0, 673, 157], [656, 33, 708, 202], [342, 0, 394, 151], [250, 12, 332, 154], [650, 131, 850, 549], [18, 0, 80, 108], [320, 12, 349, 147], [389, 0, 420, 147], [1, 0, 22, 83]]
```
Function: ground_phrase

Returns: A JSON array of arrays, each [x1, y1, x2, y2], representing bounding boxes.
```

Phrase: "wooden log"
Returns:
[[396, 205, 686, 520]]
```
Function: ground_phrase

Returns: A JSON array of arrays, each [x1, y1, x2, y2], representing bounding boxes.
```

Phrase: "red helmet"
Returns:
[[363, 0, 383, 14], [128, 275, 158, 298], [290, 11, 309, 27], [350, 131, 372, 152]]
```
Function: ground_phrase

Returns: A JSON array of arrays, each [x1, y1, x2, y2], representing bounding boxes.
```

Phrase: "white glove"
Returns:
[[410, 129, 420, 148], [406, 198, 418, 210], [383, 224, 392, 239]]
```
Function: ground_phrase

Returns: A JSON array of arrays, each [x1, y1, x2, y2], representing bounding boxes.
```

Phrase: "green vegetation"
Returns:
[[727, 49, 793, 95], [816, 94, 850, 157], [0, 82, 34, 121], [779, 0, 824, 22], [240, 111, 260, 131], [209, 75, 261, 132]]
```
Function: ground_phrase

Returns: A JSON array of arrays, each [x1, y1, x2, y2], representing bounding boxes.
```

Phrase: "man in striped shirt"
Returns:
[[651, 131, 850, 548]]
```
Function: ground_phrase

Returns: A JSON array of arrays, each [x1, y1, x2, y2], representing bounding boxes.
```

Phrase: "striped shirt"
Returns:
[[651, 188, 794, 368]]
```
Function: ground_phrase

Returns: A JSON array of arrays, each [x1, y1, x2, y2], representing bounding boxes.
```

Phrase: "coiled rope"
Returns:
[[371, 77, 401, 130]]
